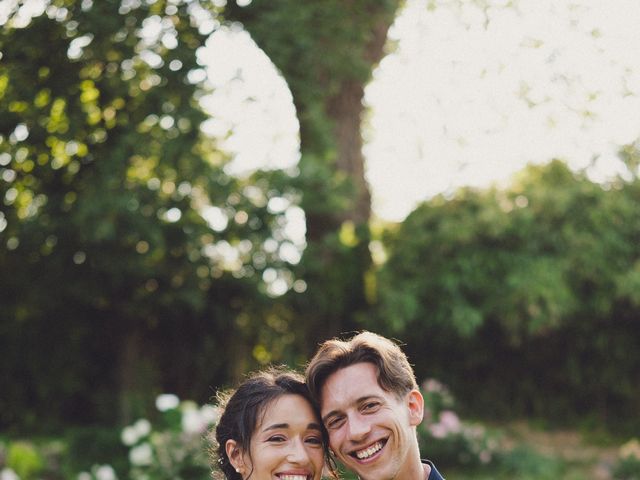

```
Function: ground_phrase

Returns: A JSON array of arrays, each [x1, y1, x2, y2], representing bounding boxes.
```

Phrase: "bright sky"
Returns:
[[202, 0, 640, 222]]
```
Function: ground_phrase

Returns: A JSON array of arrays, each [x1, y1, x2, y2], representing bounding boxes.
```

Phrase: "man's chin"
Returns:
[[343, 462, 390, 480]]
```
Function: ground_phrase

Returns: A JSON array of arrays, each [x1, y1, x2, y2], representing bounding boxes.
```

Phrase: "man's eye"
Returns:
[[362, 402, 380, 411], [326, 417, 344, 429]]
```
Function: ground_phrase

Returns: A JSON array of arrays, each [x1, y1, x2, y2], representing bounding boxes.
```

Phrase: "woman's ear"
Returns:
[[407, 389, 424, 426], [225, 439, 245, 475]]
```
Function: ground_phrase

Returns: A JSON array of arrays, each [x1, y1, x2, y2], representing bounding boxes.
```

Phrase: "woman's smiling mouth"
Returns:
[[276, 472, 312, 480]]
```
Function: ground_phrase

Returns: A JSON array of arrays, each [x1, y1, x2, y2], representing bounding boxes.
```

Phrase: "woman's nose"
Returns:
[[287, 438, 311, 463]]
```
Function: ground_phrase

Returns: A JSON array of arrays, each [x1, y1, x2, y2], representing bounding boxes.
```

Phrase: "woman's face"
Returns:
[[236, 394, 325, 480]]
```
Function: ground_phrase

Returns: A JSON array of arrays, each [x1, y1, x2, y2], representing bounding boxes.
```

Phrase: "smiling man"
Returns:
[[305, 331, 444, 480]]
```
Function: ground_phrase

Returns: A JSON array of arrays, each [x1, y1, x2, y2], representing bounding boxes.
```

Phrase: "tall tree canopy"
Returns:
[[224, 0, 402, 347], [0, 0, 299, 428], [377, 156, 640, 427]]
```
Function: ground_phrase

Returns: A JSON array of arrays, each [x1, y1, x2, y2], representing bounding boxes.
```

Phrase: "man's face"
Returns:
[[319, 362, 424, 480]]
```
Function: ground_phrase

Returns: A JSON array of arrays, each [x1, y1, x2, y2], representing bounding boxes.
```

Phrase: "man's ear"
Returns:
[[407, 389, 424, 426], [225, 439, 245, 475]]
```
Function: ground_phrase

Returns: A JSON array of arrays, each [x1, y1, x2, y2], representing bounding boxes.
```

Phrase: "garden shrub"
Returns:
[[418, 379, 500, 469], [613, 439, 640, 480], [5, 442, 43, 480]]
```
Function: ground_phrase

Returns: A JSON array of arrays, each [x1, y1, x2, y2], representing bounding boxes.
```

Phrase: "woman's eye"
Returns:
[[267, 435, 286, 442], [305, 436, 322, 445]]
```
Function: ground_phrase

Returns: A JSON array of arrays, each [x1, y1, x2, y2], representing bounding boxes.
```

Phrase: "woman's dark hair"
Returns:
[[211, 366, 335, 480]]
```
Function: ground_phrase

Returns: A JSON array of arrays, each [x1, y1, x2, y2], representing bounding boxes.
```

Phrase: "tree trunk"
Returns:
[[118, 329, 158, 425], [224, 1, 400, 345]]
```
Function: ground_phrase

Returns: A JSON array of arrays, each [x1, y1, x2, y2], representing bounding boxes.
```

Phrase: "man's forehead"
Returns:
[[319, 363, 385, 408]]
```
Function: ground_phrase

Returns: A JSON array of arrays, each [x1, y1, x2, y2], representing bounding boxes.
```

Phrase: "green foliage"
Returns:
[[0, 0, 302, 430], [497, 446, 566, 480], [378, 157, 640, 427], [225, 0, 399, 156], [5, 442, 44, 480], [116, 395, 215, 480], [419, 379, 500, 469], [224, 0, 403, 352], [614, 439, 640, 480], [2, 400, 634, 480], [65, 427, 128, 477]]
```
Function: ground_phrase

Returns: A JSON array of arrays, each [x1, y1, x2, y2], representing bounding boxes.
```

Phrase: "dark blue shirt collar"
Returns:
[[422, 459, 445, 480]]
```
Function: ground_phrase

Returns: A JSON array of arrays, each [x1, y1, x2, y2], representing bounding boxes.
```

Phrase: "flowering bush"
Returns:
[[0, 395, 219, 480], [418, 378, 499, 468], [76, 464, 119, 480], [613, 438, 640, 480], [115, 394, 220, 480], [2, 441, 43, 480], [0, 439, 67, 480]]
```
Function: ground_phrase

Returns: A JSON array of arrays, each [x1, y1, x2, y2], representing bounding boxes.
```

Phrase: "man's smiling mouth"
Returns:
[[352, 439, 387, 460]]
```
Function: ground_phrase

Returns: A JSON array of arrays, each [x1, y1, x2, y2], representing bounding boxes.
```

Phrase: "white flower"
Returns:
[[1, 468, 20, 480], [199, 405, 221, 425], [155, 393, 180, 411], [95, 465, 117, 480], [133, 418, 151, 437], [129, 442, 153, 466], [121, 426, 139, 446], [77, 473, 92, 480], [181, 409, 204, 434]]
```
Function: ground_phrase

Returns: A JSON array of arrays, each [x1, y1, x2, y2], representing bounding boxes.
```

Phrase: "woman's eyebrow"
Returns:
[[263, 423, 289, 432], [262, 422, 323, 431]]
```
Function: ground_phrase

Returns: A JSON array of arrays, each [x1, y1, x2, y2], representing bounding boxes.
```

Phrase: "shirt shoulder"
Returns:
[[422, 459, 445, 480]]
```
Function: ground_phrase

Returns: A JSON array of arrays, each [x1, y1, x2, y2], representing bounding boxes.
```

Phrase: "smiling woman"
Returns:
[[211, 367, 336, 480]]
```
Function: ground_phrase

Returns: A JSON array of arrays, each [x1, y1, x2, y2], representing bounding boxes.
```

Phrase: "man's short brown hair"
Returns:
[[305, 331, 418, 402]]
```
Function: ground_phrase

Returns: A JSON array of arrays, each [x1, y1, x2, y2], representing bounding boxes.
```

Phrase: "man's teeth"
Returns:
[[279, 476, 307, 480], [355, 441, 383, 460]]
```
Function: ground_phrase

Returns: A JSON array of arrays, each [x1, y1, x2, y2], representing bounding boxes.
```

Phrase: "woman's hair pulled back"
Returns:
[[211, 366, 332, 480]]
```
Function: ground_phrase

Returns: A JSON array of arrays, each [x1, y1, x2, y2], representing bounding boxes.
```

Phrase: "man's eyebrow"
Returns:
[[322, 411, 340, 423], [357, 395, 382, 403]]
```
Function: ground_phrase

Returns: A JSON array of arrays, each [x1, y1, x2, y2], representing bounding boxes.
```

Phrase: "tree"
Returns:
[[377, 157, 640, 427], [0, 0, 288, 428], [223, 0, 402, 348]]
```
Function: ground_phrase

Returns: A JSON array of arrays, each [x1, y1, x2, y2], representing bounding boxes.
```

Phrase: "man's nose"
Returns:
[[347, 413, 371, 441]]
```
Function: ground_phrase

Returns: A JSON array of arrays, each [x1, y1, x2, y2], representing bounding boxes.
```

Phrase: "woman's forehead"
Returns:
[[255, 394, 318, 430]]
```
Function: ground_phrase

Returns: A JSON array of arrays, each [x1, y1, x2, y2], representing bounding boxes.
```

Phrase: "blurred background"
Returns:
[[1, 0, 639, 479]]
